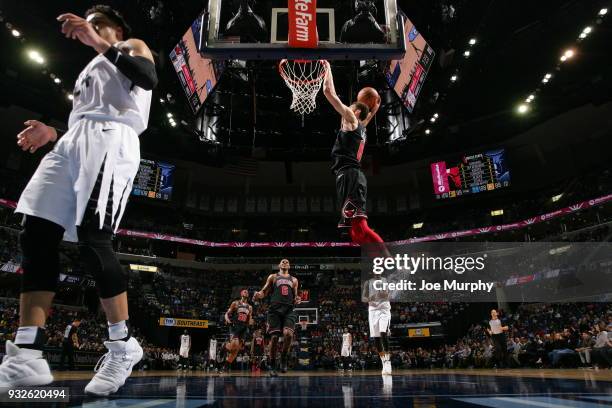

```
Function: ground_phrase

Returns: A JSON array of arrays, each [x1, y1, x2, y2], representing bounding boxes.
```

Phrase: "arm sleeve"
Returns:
[[104, 46, 158, 90]]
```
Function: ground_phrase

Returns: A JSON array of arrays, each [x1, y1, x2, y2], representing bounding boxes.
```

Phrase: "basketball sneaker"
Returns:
[[0, 341, 53, 393], [84, 337, 143, 396]]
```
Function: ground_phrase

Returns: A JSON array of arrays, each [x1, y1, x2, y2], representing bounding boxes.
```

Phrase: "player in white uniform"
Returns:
[[208, 338, 218, 372], [362, 278, 392, 375], [179, 330, 191, 370], [340, 328, 353, 371], [0, 6, 156, 397]]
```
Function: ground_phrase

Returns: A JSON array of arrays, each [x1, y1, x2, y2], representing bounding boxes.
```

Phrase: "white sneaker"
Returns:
[[84, 337, 143, 396], [0, 341, 53, 393]]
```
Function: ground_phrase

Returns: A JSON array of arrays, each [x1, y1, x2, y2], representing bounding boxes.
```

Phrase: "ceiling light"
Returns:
[[582, 26, 592, 34], [27, 49, 45, 65], [67, 94, 74, 101], [598, 8, 608, 16], [491, 209, 503, 216], [468, 38, 477, 45], [544, 73, 552, 79], [413, 222, 424, 229], [54, 77, 61, 84], [517, 104, 529, 114], [551, 194, 563, 202], [463, 50, 470, 57], [11, 29, 20, 37], [430, 117, 436, 123], [433, 113, 439, 118], [425, 129, 431, 135], [450, 75, 458, 82], [167, 112, 173, 118]]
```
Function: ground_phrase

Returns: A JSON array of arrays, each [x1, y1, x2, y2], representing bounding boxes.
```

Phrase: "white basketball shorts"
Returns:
[[16, 118, 140, 242], [368, 308, 391, 338]]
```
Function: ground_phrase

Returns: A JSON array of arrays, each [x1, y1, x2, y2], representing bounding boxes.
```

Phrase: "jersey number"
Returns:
[[281, 286, 289, 296], [238, 313, 248, 322]]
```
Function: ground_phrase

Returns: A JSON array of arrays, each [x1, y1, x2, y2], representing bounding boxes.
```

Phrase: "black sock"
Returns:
[[15, 326, 47, 351]]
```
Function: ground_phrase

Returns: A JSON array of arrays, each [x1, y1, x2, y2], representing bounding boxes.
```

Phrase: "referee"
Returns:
[[59, 318, 81, 371], [486, 309, 509, 368]]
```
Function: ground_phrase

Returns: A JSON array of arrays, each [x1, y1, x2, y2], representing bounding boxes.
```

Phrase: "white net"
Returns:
[[279, 59, 327, 115]]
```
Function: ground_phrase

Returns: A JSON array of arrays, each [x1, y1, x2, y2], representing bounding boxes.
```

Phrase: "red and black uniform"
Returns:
[[331, 123, 368, 228], [267, 273, 297, 334], [252, 335, 265, 357], [231, 300, 250, 340]]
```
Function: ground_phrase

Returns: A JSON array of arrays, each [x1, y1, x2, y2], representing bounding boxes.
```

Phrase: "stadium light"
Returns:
[[551, 194, 563, 202], [27, 49, 45, 65], [525, 94, 535, 103], [517, 104, 529, 114], [491, 209, 504, 216], [11, 29, 20, 37], [430, 117, 437, 123], [425, 129, 431, 135], [468, 38, 477, 46], [67, 93, 74, 101], [599, 8, 608, 16], [413, 222, 424, 229], [167, 112, 173, 118], [433, 113, 439, 118], [560, 49, 574, 62], [54, 77, 61, 84], [450, 75, 458, 82], [463, 50, 470, 57]]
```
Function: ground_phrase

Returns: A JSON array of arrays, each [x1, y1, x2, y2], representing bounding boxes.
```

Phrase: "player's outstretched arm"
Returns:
[[322, 61, 358, 126], [224, 301, 236, 324], [293, 278, 301, 304], [362, 97, 381, 127], [253, 274, 275, 301]]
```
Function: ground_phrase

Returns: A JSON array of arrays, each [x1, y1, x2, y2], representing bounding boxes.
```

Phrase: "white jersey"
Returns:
[[181, 335, 191, 348], [69, 52, 151, 135], [342, 333, 352, 347], [364, 279, 391, 311], [209, 339, 217, 360]]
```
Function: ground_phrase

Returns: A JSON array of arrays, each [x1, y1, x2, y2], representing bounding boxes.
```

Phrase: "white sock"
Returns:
[[108, 320, 129, 341], [15, 326, 40, 345]]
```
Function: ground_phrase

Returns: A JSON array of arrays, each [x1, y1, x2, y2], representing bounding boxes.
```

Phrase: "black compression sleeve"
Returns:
[[104, 46, 158, 90]]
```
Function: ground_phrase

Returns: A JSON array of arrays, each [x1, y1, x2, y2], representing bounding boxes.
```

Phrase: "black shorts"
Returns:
[[231, 324, 248, 340], [335, 167, 367, 227], [267, 303, 297, 334]]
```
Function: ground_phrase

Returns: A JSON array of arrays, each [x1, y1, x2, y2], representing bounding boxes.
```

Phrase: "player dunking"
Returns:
[[322, 61, 386, 249], [362, 277, 392, 375], [340, 327, 353, 372], [253, 259, 301, 377], [0, 5, 156, 396], [222, 289, 253, 373]]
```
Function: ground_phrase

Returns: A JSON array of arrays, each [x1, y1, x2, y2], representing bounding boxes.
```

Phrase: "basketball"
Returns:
[[357, 87, 380, 110]]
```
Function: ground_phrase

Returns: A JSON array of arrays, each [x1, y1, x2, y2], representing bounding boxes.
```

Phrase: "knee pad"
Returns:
[[19, 216, 64, 293], [77, 225, 127, 299]]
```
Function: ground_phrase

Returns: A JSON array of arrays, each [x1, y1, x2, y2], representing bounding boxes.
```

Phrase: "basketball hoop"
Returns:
[[279, 59, 327, 115]]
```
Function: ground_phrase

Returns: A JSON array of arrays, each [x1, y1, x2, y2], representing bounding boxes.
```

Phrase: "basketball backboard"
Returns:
[[199, 0, 406, 60]]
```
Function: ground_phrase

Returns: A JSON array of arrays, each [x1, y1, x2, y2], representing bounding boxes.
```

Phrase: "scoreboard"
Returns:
[[132, 159, 175, 201], [431, 149, 510, 199]]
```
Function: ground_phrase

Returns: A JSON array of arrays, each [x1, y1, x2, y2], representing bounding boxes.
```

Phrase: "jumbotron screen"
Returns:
[[132, 159, 175, 201], [170, 15, 224, 113], [385, 13, 435, 113], [430, 149, 510, 199]]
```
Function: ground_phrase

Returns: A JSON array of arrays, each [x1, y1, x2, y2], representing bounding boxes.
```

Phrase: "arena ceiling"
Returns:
[[0, 0, 610, 166]]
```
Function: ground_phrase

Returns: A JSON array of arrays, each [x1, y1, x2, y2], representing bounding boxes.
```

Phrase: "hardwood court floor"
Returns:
[[14, 368, 612, 407]]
